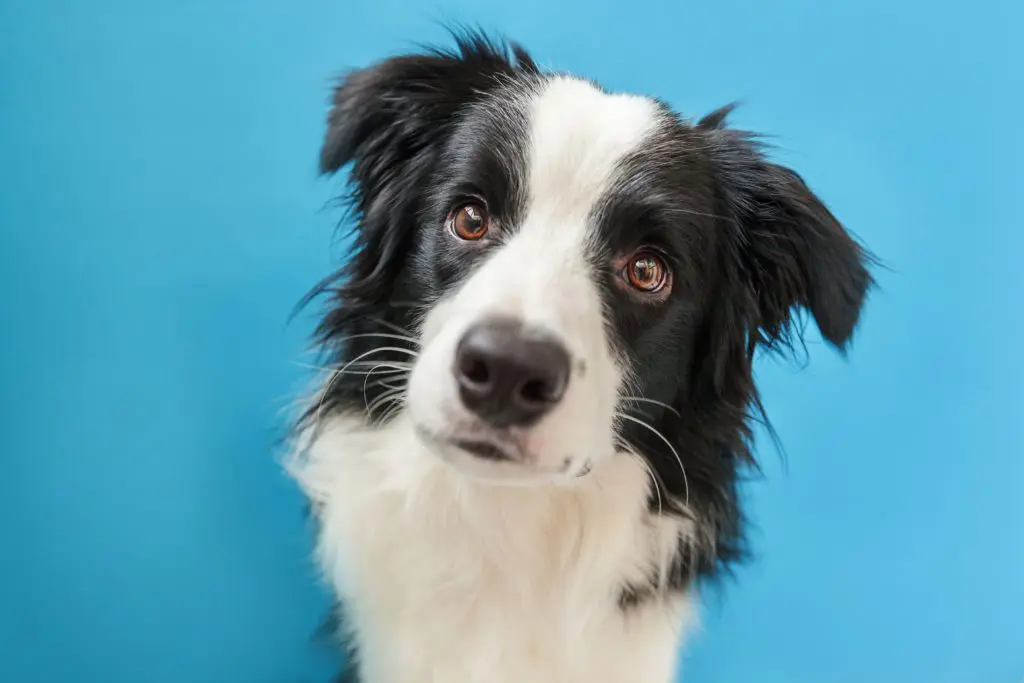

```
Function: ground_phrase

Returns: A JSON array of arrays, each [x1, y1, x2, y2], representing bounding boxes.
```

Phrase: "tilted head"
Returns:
[[305, 31, 872, 577]]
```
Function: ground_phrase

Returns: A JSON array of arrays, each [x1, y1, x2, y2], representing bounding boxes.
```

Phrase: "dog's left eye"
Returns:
[[623, 251, 671, 294], [448, 202, 490, 241]]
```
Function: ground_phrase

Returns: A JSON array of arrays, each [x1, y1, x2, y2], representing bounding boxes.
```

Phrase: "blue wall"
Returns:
[[1, 2, 1021, 682]]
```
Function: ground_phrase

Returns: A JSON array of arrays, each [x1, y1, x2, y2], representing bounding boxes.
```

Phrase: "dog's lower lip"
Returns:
[[412, 423, 520, 463], [452, 438, 515, 461]]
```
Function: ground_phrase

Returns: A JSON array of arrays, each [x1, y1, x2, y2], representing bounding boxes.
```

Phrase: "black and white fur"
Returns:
[[288, 31, 873, 683]]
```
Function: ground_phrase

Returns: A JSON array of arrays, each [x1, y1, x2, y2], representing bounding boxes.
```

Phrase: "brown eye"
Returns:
[[449, 202, 490, 241], [625, 251, 670, 293]]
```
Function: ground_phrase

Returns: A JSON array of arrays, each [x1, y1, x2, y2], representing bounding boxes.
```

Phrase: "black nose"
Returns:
[[454, 319, 571, 428]]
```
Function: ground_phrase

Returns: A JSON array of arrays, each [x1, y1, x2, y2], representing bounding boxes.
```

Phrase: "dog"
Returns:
[[287, 30, 873, 683]]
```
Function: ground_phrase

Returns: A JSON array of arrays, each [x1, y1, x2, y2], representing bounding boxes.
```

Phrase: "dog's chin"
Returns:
[[412, 423, 590, 486]]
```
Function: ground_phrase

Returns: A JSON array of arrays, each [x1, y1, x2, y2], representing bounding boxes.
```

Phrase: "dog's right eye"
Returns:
[[448, 202, 490, 241], [622, 250, 672, 296]]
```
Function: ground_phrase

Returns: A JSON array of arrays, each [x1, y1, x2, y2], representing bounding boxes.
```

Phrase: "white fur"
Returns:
[[291, 414, 693, 683], [289, 77, 694, 683]]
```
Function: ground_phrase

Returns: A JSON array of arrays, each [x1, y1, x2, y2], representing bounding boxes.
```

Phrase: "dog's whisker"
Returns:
[[334, 331, 421, 347], [615, 412, 690, 507], [370, 317, 419, 340], [367, 387, 408, 418], [340, 360, 414, 369], [372, 376, 407, 392], [619, 396, 680, 417], [365, 388, 400, 416], [661, 206, 731, 222], [617, 438, 665, 518], [343, 345, 419, 358], [372, 394, 408, 424], [364, 363, 407, 412], [381, 402, 406, 424], [292, 360, 413, 375], [314, 346, 419, 429], [361, 364, 411, 413]]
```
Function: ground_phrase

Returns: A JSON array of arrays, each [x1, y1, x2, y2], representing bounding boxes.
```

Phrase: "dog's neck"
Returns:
[[290, 411, 695, 683]]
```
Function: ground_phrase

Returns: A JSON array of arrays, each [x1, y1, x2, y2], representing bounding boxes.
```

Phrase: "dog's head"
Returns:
[[307, 32, 871, 561]]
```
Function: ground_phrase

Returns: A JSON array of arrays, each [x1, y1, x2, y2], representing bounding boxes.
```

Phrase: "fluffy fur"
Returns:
[[288, 31, 873, 683]]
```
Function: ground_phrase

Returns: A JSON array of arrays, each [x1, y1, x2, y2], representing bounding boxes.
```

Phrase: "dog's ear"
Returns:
[[699, 105, 873, 353], [321, 31, 536, 190]]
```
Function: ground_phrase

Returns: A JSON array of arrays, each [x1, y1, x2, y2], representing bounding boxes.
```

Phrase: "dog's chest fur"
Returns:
[[293, 414, 692, 683]]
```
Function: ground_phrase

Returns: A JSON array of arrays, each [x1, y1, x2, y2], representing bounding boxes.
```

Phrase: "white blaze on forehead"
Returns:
[[525, 76, 661, 227]]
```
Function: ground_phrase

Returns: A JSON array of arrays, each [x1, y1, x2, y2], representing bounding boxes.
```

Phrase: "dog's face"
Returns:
[[407, 77, 679, 483], [310, 34, 871, 509]]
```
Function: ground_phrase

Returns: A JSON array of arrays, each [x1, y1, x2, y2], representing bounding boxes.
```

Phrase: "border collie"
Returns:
[[288, 30, 873, 683]]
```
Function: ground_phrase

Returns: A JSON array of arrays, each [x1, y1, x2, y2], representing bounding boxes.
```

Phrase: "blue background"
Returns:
[[2, 1, 1021, 682]]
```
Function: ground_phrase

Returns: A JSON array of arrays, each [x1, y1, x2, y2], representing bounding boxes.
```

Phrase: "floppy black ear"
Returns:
[[699, 105, 873, 351], [309, 32, 536, 337], [320, 31, 536, 188]]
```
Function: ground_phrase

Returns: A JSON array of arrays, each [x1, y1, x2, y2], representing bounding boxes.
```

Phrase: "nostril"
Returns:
[[518, 378, 553, 405], [460, 355, 491, 386]]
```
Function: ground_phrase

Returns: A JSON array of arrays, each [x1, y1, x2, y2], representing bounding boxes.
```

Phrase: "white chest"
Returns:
[[290, 415, 692, 683]]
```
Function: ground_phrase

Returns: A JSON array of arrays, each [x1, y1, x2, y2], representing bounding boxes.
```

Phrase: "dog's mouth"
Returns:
[[413, 423, 592, 480], [450, 437, 518, 462], [415, 424, 523, 462]]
